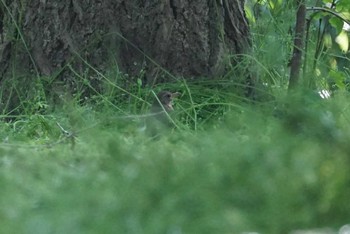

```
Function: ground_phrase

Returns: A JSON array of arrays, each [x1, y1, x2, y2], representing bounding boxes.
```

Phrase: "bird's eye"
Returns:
[[166, 94, 171, 98]]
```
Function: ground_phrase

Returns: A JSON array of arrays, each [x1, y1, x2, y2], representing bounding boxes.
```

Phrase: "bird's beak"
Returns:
[[166, 103, 174, 111], [171, 92, 181, 98], [167, 92, 180, 110]]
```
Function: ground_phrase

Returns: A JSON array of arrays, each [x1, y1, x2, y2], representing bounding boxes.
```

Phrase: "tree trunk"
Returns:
[[288, 0, 306, 90], [116, 0, 251, 84], [0, 0, 250, 104]]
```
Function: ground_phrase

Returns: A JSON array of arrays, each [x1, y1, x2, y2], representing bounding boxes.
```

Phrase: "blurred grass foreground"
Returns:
[[0, 90, 350, 234]]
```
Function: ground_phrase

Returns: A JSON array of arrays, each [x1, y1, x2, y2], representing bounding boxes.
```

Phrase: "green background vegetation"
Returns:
[[1, 0, 350, 233]]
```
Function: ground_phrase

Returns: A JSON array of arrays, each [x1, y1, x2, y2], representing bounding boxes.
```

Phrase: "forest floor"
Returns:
[[1, 89, 349, 234]]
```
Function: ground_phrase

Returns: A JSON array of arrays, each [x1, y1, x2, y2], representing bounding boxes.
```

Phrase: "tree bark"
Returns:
[[0, 0, 251, 103], [288, 0, 306, 90]]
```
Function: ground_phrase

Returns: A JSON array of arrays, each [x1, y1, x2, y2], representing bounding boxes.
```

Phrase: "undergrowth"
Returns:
[[1, 0, 350, 233], [0, 80, 350, 234]]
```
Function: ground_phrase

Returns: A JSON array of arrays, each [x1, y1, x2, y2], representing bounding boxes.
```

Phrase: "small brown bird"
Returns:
[[146, 91, 180, 136], [151, 91, 179, 113]]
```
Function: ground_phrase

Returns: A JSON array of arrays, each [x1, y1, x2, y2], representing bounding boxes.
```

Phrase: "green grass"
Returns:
[[1, 1, 349, 232], [1, 88, 349, 234]]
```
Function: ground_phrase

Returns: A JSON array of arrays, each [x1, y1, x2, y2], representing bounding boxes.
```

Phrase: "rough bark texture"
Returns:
[[0, 0, 250, 89], [288, 0, 306, 90]]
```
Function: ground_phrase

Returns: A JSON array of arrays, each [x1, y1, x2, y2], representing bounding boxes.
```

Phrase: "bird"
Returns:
[[151, 91, 179, 114], [146, 90, 180, 137]]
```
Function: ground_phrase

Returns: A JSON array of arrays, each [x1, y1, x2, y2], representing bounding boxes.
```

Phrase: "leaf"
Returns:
[[137, 78, 142, 87], [244, 5, 256, 24], [328, 17, 344, 34], [329, 70, 347, 89], [323, 33, 333, 48], [313, 11, 327, 21], [337, 0, 350, 11], [335, 30, 349, 52]]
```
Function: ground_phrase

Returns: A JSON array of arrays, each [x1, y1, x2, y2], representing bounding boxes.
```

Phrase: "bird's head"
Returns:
[[153, 91, 180, 112]]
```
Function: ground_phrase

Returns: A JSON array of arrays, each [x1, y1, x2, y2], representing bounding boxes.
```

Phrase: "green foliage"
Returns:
[[1, 90, 350, 234], [0, 1, 349, 233], [246, 0, 350, 91]]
